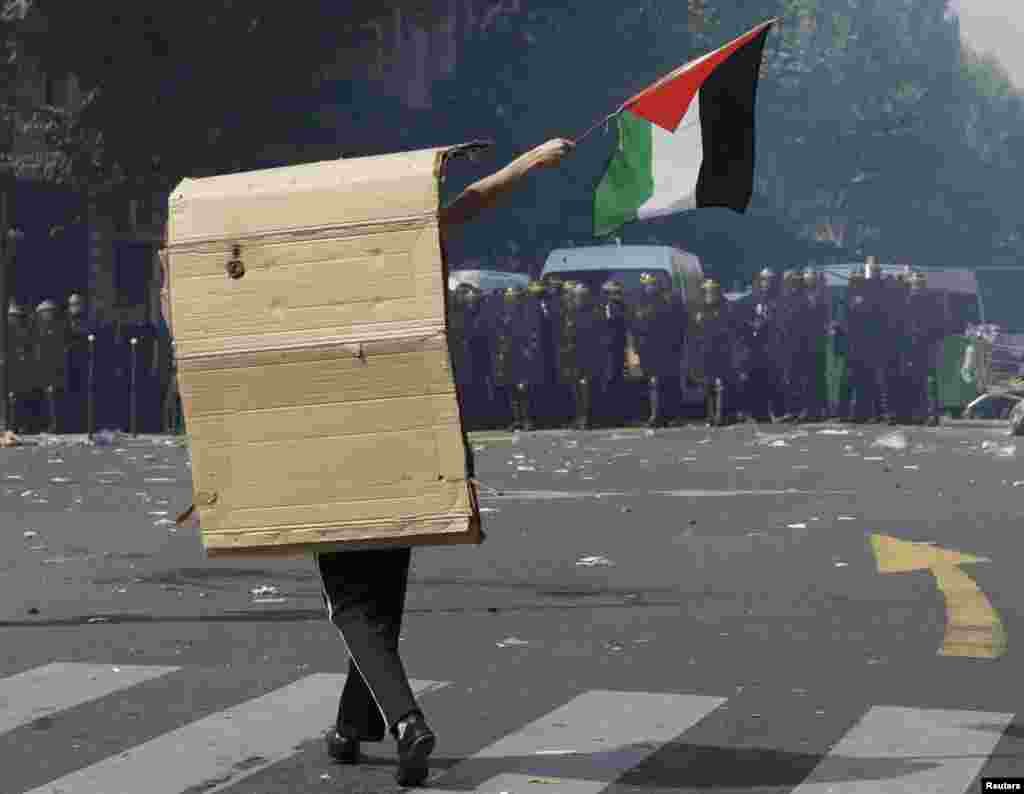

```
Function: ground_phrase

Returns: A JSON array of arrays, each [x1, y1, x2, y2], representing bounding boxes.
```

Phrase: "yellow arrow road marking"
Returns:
[[870, 534, 1006, 659]]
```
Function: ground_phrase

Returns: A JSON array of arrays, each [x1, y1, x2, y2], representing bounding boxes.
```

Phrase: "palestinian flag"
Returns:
[[594, 19, 776, 238]]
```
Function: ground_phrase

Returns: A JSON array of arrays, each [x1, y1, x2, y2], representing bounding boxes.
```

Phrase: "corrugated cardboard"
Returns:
[[164, 144, 488, 558]]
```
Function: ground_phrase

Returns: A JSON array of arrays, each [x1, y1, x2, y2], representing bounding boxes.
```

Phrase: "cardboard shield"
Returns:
[[164, 144, 489, 557]]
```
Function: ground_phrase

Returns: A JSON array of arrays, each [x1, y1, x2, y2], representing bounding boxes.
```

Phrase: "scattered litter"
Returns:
[[787, 523, 807, 529], [872, 431, 908, 451], [250, 585, 280, 598], [496, 636, 530, 648], [576, 555, 615, 567]]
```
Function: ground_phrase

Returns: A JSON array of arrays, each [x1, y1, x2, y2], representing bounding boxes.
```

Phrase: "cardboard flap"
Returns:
[[167, 143, 482, 247]]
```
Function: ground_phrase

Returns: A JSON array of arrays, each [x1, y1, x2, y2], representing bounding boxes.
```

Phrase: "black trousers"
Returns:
[[316, 548, 421, 741]]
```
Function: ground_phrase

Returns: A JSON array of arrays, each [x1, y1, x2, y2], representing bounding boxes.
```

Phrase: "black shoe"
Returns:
[[393, 712, 436, 787], [325, 726, 361, 764]]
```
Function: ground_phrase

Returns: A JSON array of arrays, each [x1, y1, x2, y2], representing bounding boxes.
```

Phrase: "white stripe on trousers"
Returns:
[[314, 550, 392, 733]]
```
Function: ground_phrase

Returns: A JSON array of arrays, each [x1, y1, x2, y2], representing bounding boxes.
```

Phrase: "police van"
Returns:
[[540, 244, 705, 326], [819, 263, 985, 416], [447, 269, 531, 294], [541, 244, 706, 405]]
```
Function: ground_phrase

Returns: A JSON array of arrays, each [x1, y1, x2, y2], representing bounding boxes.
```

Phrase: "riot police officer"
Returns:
[[447, 284, 478, 426], [845, 271, 876, 422], [523, 280, 552, 428], [900, 271, 934, 425], [34, 299, 66, 433], [777, 270, 804, 422], [600, 280, 628, 426], [538, 277, 569, 426], [492, 285, 546, 431], [741, 268, 785, 422], [63, 293, 92, 433], [630, 272, 685, 427], [696, 279, 740, 426], [561, 282, 606, 430], [7, 300, 35, 432], [797, 268, 829, 422]]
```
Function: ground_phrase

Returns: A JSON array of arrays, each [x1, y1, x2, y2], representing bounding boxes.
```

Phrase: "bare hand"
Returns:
[[528, 138, 575, 170]]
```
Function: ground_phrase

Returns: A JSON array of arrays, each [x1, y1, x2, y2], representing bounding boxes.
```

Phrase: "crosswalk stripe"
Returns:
[[0, 663, 180, 735], [22, 676, 448, 794], [790, 705, 1015, 793], [420, 690, 727, 793]]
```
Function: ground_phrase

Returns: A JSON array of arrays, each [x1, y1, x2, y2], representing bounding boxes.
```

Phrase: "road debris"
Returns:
[[575, 555, 615, 567], [496, 636, 529, 648], [250, 585, 280, 598], [872, 431, 908, 451]]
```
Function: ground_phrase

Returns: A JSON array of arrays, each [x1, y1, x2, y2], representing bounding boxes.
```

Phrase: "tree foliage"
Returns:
[[3, 0, 1024, 280]]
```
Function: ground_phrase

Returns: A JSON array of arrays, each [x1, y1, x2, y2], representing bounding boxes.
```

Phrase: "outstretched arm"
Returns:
[[440, 138, 574, 231]]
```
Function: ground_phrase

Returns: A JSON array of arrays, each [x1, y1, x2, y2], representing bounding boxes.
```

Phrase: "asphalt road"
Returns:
[[2, 423, 1024, 792]]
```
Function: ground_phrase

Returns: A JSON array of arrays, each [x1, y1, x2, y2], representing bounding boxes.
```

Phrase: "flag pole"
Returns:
[[574, 106, 624, 146]]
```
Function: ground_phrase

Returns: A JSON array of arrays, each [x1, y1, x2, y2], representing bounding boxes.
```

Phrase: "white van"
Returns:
[[447, 269, 531, 294], [540, 244, 705, 323], [541, 244, 705, 401]]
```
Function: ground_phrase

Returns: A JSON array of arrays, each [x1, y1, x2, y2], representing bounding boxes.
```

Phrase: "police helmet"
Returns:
[[503, 285, 525, 303], [571, 282, 591, 300], [602, 279, 624, 299]]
